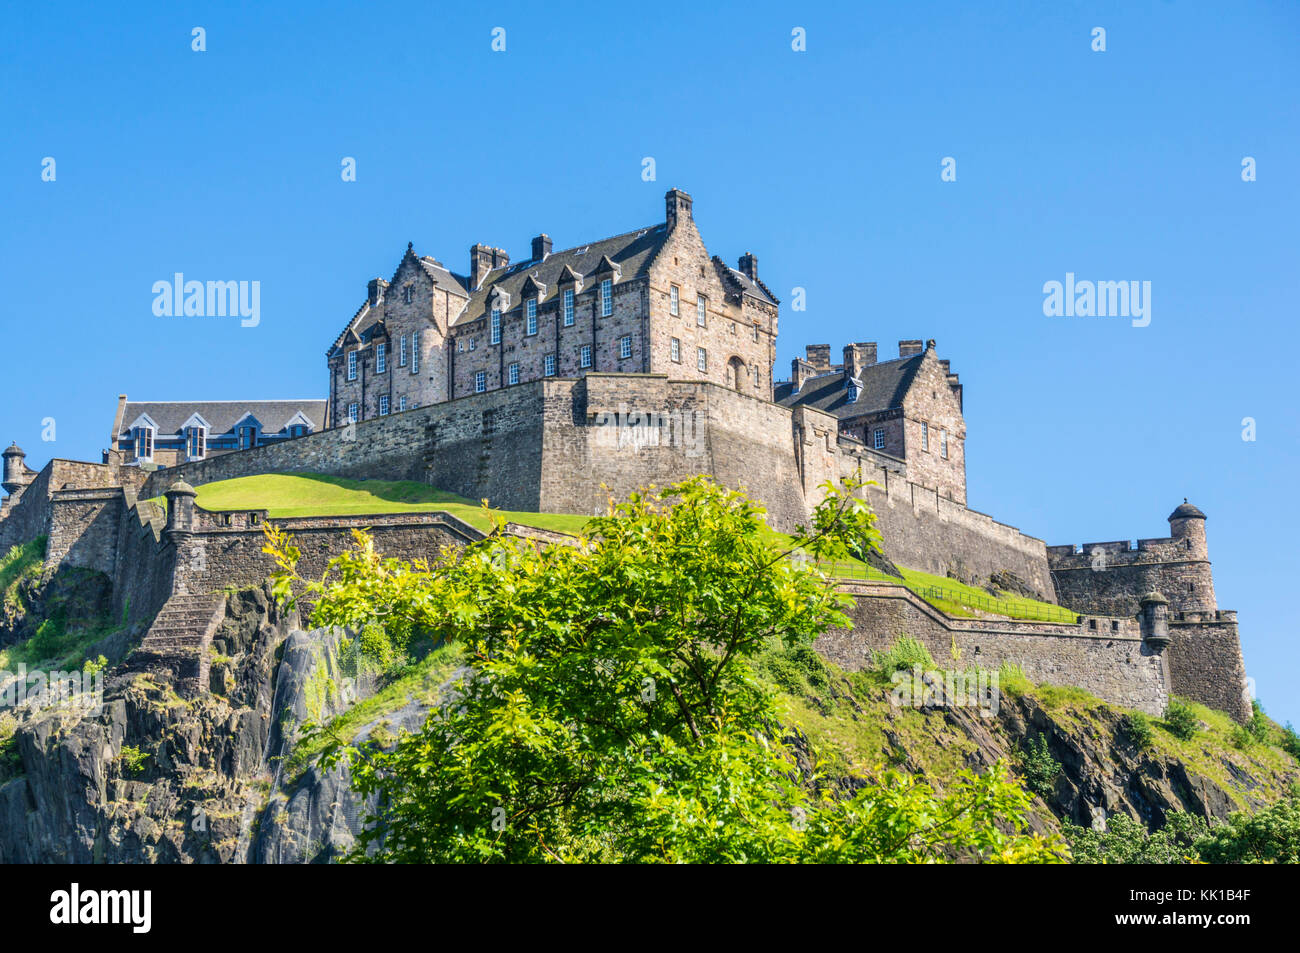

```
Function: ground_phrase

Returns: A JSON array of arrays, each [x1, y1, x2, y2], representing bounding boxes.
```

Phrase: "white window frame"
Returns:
[[491, 308, 501, 345], [376, 342, 387, 374], [239, 425, 257, 450], [941, 430, 949, 459], [398, 396, 407, 412], [670, 284, 679, 316], [347, 402, 358, 423], [873, 429, 885, 450], [379, 395, 390, 416], [697, 347, 707, 372], [696, 294, 706, 327], [544, 353, 556, 377], [526, 300, 538, 336], [921, 421, 930, 451], [563, 289, 574, 326], [185, 426, 206, 461], [670, 337, 680, 363], [399, 334, 408, 366], [580, 344, 592, 368], [600, 278, 613, 317], [134, 426, 154, 462], [475, 371, 487, 393], [508, 362, 520, 385], [411, 333, 420, 373], [347, 351, 357, 381], [619, 335, 632, 359]]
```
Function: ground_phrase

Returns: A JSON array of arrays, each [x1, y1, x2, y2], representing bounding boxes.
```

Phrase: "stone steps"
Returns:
[[125, 592, 227, 695]]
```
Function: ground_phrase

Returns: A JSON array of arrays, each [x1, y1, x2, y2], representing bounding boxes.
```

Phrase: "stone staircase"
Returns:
[[127, 592, 227, 696]]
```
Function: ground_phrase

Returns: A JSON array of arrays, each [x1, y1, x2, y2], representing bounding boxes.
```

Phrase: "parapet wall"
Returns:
[[815, 582, 1169, 715], [1048, 538, 1216, 616]]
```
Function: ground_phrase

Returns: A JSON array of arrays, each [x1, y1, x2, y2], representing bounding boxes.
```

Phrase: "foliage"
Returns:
[[82, 655, 108, 678], [1281, 723, 1300, 761], [1017, 734, 1061, 800], [997, 660, 1032, 697], [1195, 792, 1300, 864], [1063, 811, 1209, 864], [1162, 699, 1201, 742], [0, 537, 46, 613], [117, 744, 150, 776], [1229, 699, 1272, 750], [1121, 711, 1154, 750], [267, 476, 1064, 864], [870, 636, 936, 677]]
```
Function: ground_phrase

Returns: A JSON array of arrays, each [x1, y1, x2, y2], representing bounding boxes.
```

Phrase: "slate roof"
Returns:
[[773, 354, 925, 418], [1169, 501, 1206, 520], [118, 401, 328, 437]]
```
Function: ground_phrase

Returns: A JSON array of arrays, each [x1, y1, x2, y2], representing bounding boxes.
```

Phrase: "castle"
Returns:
[[0, 190, 1252, 721]]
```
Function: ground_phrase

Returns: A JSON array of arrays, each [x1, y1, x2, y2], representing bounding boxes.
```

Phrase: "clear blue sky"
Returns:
[[2, 2, 1297, 722]]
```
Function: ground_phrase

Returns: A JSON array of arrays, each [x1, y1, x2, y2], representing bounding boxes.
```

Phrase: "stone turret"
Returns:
[[2, 443, 34, 497], [164, 480, 197, 540], [1168, 499, 1216, 611], [1139, 591, 1171, 650]]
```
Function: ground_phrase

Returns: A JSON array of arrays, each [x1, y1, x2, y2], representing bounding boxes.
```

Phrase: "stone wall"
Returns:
[[816, 582, 1170, 715], [1166, 611, 1252, 722], [1049, 538, 1217, 617]]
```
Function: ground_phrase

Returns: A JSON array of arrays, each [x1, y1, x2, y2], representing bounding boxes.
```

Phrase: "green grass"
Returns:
[[180, 473, 592, 535], [181, 473, 1071, 623], [0, 536, 46, 614]]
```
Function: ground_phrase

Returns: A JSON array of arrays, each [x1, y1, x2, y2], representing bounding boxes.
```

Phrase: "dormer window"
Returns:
[[185, 426, 206, 461], [601, 279, 613, 317], [238, 425, 257, 450], [347, 351, 358, 381], [134, 426, 154, 462], [491, 308, 501, 344], [526, 300, 538, 336]]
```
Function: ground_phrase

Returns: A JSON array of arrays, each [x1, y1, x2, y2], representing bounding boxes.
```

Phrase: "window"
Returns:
[[239, 425, 257, 450], [185, 427, 206, 461], [729, 322, 736, 335], [411, 334, 420, 372], [921, 421, 929, 451], [669, 284, 679, 316], [347, 351, 357, 381], [289, 425, 307, 438], [873, 429, 885, 450], [379, 395, 390, 416], [376, 343, 386, 374], [696, 294, 706, 327], [670, 337, 681, 363], [600, 278, 613, 317], [398, 396, 407, 412], [469, 339, 476, 351], [134, 427, 154, 461], [526, 300, 538, 336], [544, 353, 556, 376], [347, 403, 359, 423], [508, 362, 520, 385], [563, 289, 574, 326], [941, 430, 949, 459], [475, 371, 487, 393], [399, 334, 408, 366], [752, 324, 759, 342], [619, 335, 632, 359], [491, 308, 501, 345], [580, 345, 592, 368], [697, 347, 707, 372]]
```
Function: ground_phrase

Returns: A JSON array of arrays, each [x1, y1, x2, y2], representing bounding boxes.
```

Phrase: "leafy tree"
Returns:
[[266, 476, 1065, 863], [1120, 712, 1154, 750], [1017, 734, 1061, 800], [1195, 792, 1300, 864], [1064, 811, 1208, 864]]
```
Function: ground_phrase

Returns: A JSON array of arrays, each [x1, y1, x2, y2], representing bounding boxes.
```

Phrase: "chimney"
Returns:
[[471, 244, 495, 290], [531, 234, 553, 261], [367, 278, 387, 306], [805, 344, 832, 370], [738, 252, 758, 281], [492, 247, 511, 270], [842, 342, 877, 380], [899, 339, 924, 357], [665, 188, 693, 229], [790, 358, 813, 392]]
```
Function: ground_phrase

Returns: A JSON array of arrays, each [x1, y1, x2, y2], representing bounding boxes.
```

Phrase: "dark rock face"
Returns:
[[0, 566, 113, 650]]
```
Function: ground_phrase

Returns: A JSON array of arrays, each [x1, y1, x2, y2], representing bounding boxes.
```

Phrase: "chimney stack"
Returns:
[[842, 342, 877, 380], [665, 188, 693, 229], [805, 344, 832, 370], [531, 234, 553, 261], [738, 252, 758, 281], [899, 339, 924, 357], [367, 278, 387, 307]]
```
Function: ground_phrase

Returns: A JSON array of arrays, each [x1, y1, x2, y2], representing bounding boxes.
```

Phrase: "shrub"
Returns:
[[1064, 811, 1209, 864], [871, 636, 934, 676], [117, 744, 150, 776], [759, 643, 830, 694], [997, 660, 1032, 697], [1017, 734, 1061, 800], [1281, 723, 1300, 761], [1229, 700, 1272, 750], [1121, 711, 1154, 750], [1196, 793, 1300, 864], [1162, 699, 1200, 742]]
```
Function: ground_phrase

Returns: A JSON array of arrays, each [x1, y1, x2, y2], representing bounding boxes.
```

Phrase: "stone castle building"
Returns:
[[0, 190, 1254, 722]]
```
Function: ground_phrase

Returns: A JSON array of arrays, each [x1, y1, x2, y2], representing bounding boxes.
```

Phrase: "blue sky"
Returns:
[[2, 2, 1298, 722]]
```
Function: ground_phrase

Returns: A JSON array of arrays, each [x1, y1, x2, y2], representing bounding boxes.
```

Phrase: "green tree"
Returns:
[[268, 476, 1065, 864]]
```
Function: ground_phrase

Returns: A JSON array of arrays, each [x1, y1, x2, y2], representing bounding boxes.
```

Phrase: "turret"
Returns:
[[1168, 499, 1216, 612], [1139, 591, 1171, 650], [164, 480, 198, 540], [2, 443, 33, 497], [1168, 499, 1208, 560]]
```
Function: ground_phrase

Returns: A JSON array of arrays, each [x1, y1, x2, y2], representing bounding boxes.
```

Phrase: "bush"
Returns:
[[1281, 723, 1300, 761], [1196, 793, 1300, 864], [997, 660, 1032, 697], [871, 636, 934, 676], [1162, 700, 1200, 741], [1064, 810, 1208, 864], [1230, 700, 1272, 749], [1018, 734, 1061, 800], [1121, 711, 1154, 750], [117, 744, 150, 777], [759, 643, 830, 694]]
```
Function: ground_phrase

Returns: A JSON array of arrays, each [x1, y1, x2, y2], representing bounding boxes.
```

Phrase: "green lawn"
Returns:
[[180, 473, 1073, 623]]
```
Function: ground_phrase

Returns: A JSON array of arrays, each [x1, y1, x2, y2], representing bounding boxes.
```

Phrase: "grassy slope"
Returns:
[[185, 473, 1070, 622], [0, 537, 46, 616]]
